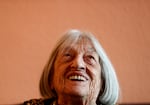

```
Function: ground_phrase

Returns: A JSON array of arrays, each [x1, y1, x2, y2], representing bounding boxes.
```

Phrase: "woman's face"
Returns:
[[52, 39, 101, 99]]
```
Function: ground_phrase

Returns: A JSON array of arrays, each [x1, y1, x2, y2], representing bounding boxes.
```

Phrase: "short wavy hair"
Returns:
[[39, 29, 120, 105]]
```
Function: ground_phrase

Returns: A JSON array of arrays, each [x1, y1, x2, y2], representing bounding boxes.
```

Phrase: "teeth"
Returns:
[[69, 75, 86, 81]]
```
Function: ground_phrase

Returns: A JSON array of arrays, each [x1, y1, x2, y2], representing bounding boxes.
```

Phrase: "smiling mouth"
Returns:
[[68, 75, 87, 81]]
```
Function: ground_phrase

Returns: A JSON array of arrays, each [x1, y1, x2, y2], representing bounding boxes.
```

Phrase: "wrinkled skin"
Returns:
[[52, 40, 101, 105]]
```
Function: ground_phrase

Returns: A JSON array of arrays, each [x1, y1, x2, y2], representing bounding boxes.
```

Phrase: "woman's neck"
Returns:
[[56, 95, 97, 105]]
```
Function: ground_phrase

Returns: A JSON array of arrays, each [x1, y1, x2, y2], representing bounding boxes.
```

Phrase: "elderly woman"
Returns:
[[24, 30, 119, 105]]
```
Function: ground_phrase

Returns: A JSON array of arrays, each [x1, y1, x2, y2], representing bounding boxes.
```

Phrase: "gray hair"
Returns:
[[39, 29, 120, 105]]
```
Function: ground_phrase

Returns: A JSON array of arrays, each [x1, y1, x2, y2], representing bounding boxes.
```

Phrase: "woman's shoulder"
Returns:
[[23, 98, 54, 105], [23, 99, 119, 105]]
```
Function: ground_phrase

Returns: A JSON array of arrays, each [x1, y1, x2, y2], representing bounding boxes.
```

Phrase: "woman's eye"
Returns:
[[90, 55, 95, 59], [62, 53, 74, 62], [84, 55, 96, 65], [64, 53, 72, 57], [87, 55, 95, 60]]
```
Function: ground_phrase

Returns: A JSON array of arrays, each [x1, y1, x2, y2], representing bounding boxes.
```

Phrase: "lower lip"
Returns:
[[67, 79, 88, 84]]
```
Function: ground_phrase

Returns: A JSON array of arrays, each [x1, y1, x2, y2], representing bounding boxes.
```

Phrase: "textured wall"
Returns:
[[0, 0, 150, 104]]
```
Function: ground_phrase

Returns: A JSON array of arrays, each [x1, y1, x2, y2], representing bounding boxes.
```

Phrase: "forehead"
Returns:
[[59, 35, 96, 53]]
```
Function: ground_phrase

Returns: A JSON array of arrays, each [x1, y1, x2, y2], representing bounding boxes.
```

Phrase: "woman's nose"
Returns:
[[71, 55, 85, 70]]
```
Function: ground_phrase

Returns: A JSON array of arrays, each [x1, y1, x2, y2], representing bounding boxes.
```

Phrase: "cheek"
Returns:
[[53, 70, 65, 91], [53, 68, 64, 83], [88, 66, 101, 90], [89, 75, 101, 98], [92, 70, 101, 86], [53, 64, 68, 84], [89, 66, 101, 80]]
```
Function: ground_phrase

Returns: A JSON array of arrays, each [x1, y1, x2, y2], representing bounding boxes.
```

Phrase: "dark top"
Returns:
[[23, 98, 55, 105], [23, 98, 112, 105]]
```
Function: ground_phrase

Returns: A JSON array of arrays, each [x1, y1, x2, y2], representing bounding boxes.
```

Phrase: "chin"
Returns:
[[65, 88, 89, 97]]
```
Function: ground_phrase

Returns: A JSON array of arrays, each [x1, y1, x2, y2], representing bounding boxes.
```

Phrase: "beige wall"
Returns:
[[0, 0, 150, 104]]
